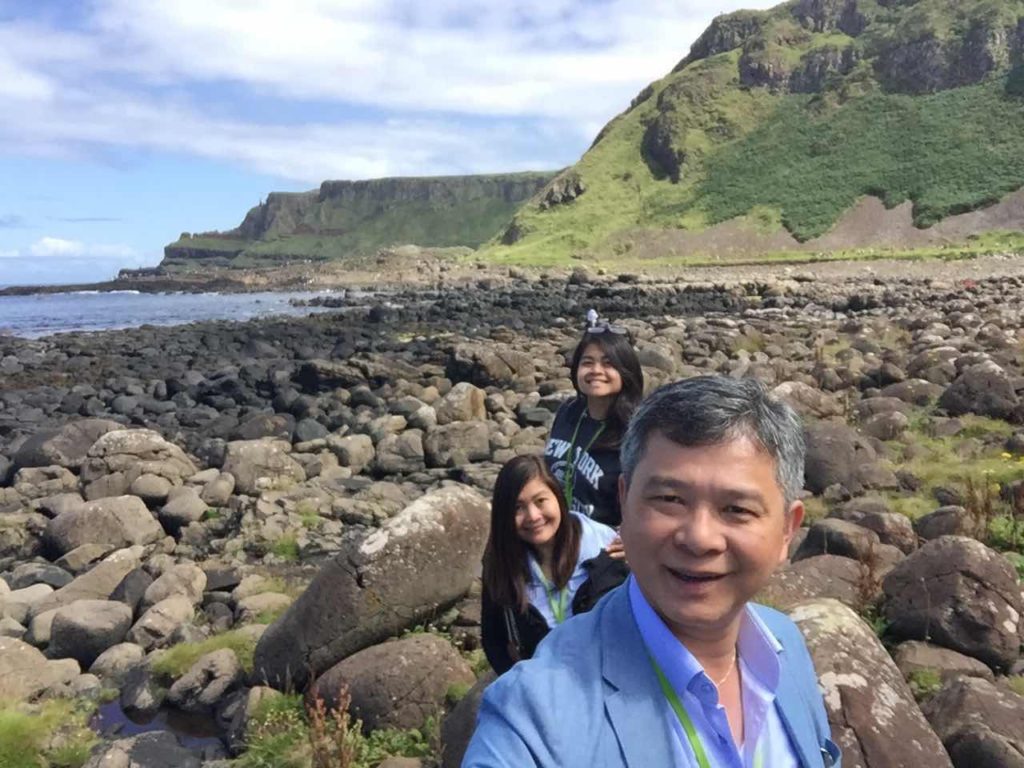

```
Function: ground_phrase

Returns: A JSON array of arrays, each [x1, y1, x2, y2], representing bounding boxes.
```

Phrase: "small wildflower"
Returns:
[[1002, 452, 1013, 460]]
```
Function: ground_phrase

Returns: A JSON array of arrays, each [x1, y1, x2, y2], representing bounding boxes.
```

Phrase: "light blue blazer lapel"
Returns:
[[774, 649, 822, 768], [600, 586, 677, 768]]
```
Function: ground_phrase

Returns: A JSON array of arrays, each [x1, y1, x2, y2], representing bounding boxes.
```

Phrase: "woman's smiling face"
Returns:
[[576, 342, 623, 400], [514, 477, 563, 549]]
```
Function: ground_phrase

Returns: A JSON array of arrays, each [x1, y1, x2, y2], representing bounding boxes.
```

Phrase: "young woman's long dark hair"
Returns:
[[481, 455, 582, 611], [569, 329, 644, 449]]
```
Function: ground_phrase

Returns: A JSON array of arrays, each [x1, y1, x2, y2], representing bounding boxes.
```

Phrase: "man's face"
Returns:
[[619, 431, 803, 640]]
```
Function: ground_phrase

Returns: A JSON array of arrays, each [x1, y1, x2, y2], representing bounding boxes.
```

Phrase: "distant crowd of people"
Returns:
[[465, 312, 841, 768]]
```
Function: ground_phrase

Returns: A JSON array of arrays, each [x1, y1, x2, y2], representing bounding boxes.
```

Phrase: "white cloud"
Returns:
[[6, 236, 143, 261], [0, 1, 782, 180]]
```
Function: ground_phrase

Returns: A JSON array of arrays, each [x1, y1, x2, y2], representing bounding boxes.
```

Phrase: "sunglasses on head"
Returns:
[[586, 321, 628, 335]]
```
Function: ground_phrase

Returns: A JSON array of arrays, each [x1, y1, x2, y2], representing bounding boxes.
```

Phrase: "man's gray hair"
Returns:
[[620, 375, 805, 506]]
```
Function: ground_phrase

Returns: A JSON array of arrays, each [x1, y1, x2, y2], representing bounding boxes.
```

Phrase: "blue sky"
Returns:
[[0, 0, 778, 286]]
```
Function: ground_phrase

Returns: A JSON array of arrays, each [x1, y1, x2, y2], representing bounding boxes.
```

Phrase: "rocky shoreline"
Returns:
[[2, 268, 1024, 767]]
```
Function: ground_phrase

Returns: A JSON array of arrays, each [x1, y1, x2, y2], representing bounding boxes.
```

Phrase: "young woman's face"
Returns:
[[576, 342, 623, 400], [514, 477, 562, 548]]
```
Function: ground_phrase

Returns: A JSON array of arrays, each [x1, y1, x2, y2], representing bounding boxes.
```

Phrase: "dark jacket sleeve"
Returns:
[[481, 589, 516, 676]]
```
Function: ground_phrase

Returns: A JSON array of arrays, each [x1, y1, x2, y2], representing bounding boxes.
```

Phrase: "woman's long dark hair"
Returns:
[[569, 329, 644, 449], [481, 455, 582, 611]]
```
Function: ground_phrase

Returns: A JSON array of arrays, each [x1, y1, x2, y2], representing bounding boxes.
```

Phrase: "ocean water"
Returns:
[[0, 290, 343, 338]]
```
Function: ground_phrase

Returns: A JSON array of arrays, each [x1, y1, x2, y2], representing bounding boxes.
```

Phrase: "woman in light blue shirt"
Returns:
[[480, 455, 618, 674]]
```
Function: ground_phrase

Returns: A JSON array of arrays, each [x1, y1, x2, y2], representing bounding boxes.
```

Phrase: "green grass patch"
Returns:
[[151, 629, 259, 680], [1007, 676, 1024, 697], [0, 699, 97, 768], [270, 534, 300, 562], [907, 668, 943, 702], [232, 691, 438, 768]]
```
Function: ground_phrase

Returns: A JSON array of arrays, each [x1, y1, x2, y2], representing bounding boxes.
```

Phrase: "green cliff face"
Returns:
[[490, 0, 1024, 263], [162, 172, 555, 269]]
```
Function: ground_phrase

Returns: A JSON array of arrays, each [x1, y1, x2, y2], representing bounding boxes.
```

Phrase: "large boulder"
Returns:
[[790, 599, 952, 768], [48, 599, 133, 666], [128, 595, 195, 651], [310, 634, 475, 731], [922, 676, 1024, 768], [13, 419, 124, 470], [327, 433, 375, 474], [893, 641, 994, 685], [254, 484, 489, 690], [45, 495, 163, 556], [140, 563, 206, 612], [221, 439, 306, 495], [803, 421, 879, 494], [792, 519, 881, 562], [158, 487, 208, 532], [80, 429, 197, 486], [938, 361, 1021, 421], [882, 536, 1023, 670]]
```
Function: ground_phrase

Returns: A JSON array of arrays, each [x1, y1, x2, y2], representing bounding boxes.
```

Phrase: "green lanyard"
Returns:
[[562, 409, 605, 508], [529, 560, 569, 624], [649, 656, 764, 768]]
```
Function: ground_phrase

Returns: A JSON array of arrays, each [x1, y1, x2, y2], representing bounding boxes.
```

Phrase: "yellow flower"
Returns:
[[1001, 452, 1013, 460]]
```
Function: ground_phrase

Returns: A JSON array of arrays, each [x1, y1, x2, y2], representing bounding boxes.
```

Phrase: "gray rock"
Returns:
[[861, 411, 909, 441], [45, 495, 163, 556], [0, 616, 25, 638], [883, 536, 1023, 670], [26, 608, 57, 646], [222, 439, 306, 496], [130, 473, 173, 505], [128, 595, 195, 651], [790, 599, 953, 768], [880, 379, 944, 406], [1, 583, 54, 625], [424, 422, 491, 468], [758, 555, 864, 611], [167, 648, 244, 714], [893, 640, 995, 684], [235, 592, 292, 625], [310, 634, 475, 731], [83, 731, 199, 768], [141, 563, 206, 612], [31, 555, 140, 619], [48, 599, 132, 666], [80, 428, 197, 487], [254, 484, 489, 689], [0, 512, 46, 561], [120, 664, 166, 719], [436, 382, 487, 425], [374, 431, 425, 474], [9, 562, 73, 590], [14, 465, 78, 499], [857, 511, 918, 554], [772, 381, 845, 420], [90, 642, 146, 684], [914, 506, 975, 541], [200, 472, 235, 506], [55, 542, 114, 574], [327, 433, 375, 474], [440, 671, 497, 768], [793, 518, 881, 562], [32, 492, 84, 518], [939, 361, 1021, 420], [159, 487, 208, 532], [0, 636, 79, 701], [803, 422, 878, 494], [111, 568, 154, 615], [922, 676, 1024, 768], [13, 419, 123, 470]]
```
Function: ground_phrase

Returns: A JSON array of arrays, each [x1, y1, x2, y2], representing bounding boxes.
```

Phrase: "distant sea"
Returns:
[[0, 290, 343, 339]]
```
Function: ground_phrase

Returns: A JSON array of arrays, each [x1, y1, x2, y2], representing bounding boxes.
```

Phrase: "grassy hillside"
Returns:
[[163, 172, 555, 269], [489, 0, 1024, 264]]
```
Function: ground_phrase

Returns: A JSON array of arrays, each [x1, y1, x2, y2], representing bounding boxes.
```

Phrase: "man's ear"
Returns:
[[779, 500, 805, 564]]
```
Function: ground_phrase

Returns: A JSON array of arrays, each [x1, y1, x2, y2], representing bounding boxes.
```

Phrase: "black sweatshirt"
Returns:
[[543, 396, 622, 527]]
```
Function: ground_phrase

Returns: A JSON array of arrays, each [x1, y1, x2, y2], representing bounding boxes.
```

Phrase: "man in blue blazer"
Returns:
[[464, 376, 841, 767]]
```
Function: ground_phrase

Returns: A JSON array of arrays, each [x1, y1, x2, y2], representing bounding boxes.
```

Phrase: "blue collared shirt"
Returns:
[[629, 576, 799, 768], [526, 512, 617, 627]]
